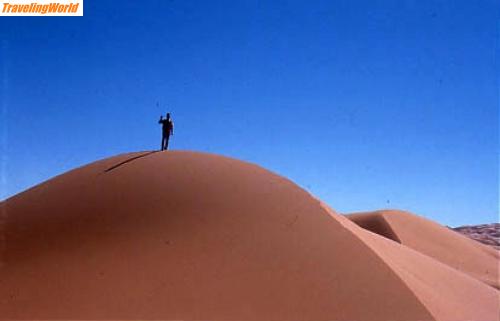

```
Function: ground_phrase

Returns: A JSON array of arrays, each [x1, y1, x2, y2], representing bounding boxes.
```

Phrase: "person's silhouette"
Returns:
[[158, 113, 174, 150]]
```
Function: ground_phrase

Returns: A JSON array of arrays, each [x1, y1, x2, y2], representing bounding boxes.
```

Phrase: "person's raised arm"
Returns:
[[158, 115, 163, 124]]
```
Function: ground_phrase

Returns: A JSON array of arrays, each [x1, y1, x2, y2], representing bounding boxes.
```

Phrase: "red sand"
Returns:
[[0, 151, 498, 320], [347, 210, 500, 289]]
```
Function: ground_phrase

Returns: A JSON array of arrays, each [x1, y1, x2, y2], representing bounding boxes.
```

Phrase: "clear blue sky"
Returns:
[[1, 0, 498, 226]]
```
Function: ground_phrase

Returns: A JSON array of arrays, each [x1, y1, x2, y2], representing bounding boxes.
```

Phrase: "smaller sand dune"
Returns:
[[346, 210, 500, 289]]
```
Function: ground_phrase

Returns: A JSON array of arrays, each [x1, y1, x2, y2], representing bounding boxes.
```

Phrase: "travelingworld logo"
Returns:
[[1, 0, 83, 16]]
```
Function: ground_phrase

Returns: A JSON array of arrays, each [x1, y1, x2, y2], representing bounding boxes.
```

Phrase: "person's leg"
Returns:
[[165, 136, 170, 150], [161, 135, 166, 150]]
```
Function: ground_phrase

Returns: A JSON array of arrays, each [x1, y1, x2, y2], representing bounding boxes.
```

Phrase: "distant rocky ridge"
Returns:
[[453, 223, 500, 250]]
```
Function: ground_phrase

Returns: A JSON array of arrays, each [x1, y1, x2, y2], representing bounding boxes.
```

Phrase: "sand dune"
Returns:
[[0, 151, 498, 320], [347, 210, 499, 289]]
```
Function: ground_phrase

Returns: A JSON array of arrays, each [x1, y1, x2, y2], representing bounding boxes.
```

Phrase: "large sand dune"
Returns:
[[0, 151, 498, 320]]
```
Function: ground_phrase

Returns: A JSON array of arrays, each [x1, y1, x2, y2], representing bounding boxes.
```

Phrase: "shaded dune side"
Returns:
[[344, 212, 401, 243], [0, 151, 434, 321], [0, 151, 151, 270], [347, 210, 500, 290]]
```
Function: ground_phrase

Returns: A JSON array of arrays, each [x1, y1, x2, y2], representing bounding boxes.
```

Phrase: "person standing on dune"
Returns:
[[158, 113, 174, 151]]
